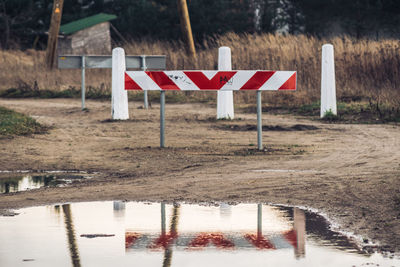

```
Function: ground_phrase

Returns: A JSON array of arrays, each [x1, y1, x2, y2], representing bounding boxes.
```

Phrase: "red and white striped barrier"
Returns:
[[124, 230, 300, 251], [125, 71, 296, 91]]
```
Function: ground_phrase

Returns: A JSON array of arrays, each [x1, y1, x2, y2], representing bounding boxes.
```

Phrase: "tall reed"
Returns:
[[1, 33, 399, 108]]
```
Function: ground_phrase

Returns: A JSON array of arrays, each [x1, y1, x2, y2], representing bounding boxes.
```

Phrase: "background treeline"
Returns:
[[1, 0, 400, 49]]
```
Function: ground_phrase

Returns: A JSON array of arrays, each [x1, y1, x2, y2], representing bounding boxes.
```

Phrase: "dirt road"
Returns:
[[0, 98, 399, 252]]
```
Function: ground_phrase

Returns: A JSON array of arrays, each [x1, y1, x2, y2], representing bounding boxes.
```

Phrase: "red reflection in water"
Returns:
[[283, 229, 297, 248], [125, 232, 141, 248], [244, 234, 275, 249], [148, 232, 178, 250], [188, 233, 235, 249]]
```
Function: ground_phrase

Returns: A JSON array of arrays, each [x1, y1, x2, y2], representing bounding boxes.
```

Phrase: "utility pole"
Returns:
[[45, 0, 64, 69], [177, 0, 196, 59]]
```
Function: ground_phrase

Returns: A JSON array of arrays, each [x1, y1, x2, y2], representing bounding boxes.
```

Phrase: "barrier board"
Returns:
[[125, 70, 296, 91]]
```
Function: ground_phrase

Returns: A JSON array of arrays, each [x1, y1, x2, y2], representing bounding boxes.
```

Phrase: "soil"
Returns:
[[0, 98, 399, 253]]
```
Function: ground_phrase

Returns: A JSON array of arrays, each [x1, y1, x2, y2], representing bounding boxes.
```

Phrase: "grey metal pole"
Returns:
[[144, 90, 149, 109], [257, 91, 262, 150], [257, 203, 262, 237], [160, 90, 165, 148], [161, 202, 166, 235], [141, 56, 149, 109], [81, 56, 86, 110]]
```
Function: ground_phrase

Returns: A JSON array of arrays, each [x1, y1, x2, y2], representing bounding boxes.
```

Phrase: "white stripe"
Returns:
[[220, 71, 257, 91], [259, 71, 295, 91], [270, 234, 294, 249], [164, 71, 200, 91], [203, 71, 218, 80], [126, 71, 161, 90]]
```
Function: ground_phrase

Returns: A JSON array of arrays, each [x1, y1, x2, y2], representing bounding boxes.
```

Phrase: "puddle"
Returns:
[[0, 173, 89, 193], [0, 202, 398, 267]]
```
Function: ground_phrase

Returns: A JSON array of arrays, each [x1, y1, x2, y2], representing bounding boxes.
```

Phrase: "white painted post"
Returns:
[[112, 47, 129, 120], [321, 44, 337, 118], [217, 46, 234, 119]]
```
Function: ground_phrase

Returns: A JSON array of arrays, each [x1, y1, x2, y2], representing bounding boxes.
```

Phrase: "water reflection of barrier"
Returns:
[[5, 201, 394, 267], [125, 203, 305, 258], [294, 207, 306, 258]]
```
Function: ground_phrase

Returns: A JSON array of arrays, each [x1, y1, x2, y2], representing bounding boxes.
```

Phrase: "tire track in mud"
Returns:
[[304, 123, 398, 177]]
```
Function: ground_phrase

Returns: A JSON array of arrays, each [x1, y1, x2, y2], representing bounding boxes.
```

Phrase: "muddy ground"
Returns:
[[0, 98, 399, 252]]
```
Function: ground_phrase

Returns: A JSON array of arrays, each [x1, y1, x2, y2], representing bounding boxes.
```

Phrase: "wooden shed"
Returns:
[[58, 13, 117, 55]]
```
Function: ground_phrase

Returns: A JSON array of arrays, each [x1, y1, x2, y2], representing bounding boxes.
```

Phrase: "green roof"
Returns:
[[60, 13, 117, 35]]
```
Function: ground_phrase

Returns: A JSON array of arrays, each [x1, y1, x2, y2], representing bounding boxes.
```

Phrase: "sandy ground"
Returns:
[[0, 98, 399, 252]]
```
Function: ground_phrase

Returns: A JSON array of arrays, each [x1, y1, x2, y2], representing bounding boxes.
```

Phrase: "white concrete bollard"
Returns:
[[217, 46, 234, 119], [321, 44, 337, 118], [112, 47, 129, 120]]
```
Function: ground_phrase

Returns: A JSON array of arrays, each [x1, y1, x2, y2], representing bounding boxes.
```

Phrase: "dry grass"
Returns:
[[0, 49, 111, 93], [0, 33, 399, 109]]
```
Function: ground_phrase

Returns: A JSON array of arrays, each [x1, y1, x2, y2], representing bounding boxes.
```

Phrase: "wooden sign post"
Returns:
[[177, 0, 196, 59], [46, 0, 64, 69]]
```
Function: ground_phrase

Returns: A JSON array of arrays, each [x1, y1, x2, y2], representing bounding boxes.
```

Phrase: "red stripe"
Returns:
[[148, 233, 178, 249], [283, 229, 297, 248], [188, 233, 235, 249], [184, 71, 237, 90], [125, 73, 142, 90], [278, 72, 296, 90], [244, 234, 275, 249], [146, 71, 179, 90], [240, 71, 275, 90], [125, 232, 140, 248]]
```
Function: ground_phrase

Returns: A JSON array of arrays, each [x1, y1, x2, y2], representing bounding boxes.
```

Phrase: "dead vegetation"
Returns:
[[0, 33, 399, 114]]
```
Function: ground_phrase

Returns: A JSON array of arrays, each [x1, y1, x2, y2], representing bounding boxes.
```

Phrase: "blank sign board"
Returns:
[[58, 55, 166, 69], [58, 55, 82, 69]]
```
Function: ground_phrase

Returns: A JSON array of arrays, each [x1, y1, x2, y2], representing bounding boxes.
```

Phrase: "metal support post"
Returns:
[[257, 91, 262, 150], [144, 91, 148, 109], [161, 202, 166, 235], [81, 56, 86, 110], [141, 56, 149, 109], [160, 91, 165, 148], [257, 203, 262, 238]]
